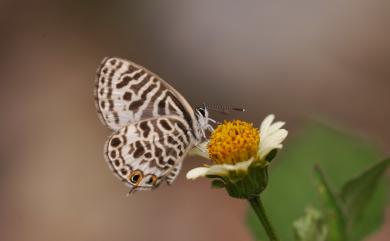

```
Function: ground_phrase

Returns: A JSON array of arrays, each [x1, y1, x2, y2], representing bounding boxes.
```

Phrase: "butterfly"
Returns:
[[94, 57, 214, 194]]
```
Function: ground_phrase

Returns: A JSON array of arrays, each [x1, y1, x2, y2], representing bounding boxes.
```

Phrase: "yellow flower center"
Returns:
[[208, 120, 260, 165]]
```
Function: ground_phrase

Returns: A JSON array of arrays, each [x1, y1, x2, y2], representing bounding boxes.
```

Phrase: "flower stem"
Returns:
[[248, 196, 279, 241]]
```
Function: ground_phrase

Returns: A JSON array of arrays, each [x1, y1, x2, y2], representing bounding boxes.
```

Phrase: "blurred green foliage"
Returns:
[[293, 206, 327, 241], [314, 158, 390, 241], [247, 122, 388, 241]]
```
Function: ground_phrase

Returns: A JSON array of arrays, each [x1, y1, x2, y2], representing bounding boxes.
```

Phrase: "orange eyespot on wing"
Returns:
[[129, 170, 143, 185]]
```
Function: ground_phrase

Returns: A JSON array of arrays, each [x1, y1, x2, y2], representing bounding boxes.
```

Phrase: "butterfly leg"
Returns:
[[208, 117, 218, 123]]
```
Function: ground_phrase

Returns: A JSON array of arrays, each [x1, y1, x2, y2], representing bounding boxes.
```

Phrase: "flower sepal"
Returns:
[[206, 162, 269, 199], [265, 149, 278, 163]]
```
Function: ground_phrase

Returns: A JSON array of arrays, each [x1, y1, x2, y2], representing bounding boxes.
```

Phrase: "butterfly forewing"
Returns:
[[105, 115, 194, 191], [95, 57, 195, 131]]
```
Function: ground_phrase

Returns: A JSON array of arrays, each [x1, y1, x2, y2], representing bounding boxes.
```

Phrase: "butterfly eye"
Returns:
[[129, 171, 143, 185], [196, 107, 206, 117]]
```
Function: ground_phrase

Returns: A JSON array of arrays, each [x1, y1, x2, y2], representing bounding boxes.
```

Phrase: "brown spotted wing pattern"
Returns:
[[105, 115, 193, 192], [95, 57, 206, 193], [94, 57, 196, 133]]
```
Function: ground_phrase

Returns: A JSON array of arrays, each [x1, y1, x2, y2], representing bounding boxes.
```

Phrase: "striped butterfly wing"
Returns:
[[105, 115, 194, 192], [95, 57, 195, 131]]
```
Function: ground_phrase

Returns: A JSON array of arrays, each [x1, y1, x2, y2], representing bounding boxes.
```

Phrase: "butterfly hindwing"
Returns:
[[95, 57, 195, 131], [166, 161, 183, 185], [105, 115, 194, 191]]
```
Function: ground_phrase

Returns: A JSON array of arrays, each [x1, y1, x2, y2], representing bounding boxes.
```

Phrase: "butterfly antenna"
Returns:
[[205, 104, 246, 114]]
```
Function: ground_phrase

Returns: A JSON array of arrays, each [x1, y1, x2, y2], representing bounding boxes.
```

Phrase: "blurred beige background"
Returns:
[[0, 1, 389, 241]]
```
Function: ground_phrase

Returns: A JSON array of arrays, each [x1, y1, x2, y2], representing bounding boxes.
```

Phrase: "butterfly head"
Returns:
[[195, 105, 216, 140], [194, 104, 245, 141]]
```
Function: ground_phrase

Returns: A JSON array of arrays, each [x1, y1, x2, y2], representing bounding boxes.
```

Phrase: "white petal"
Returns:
[[264, 129, 288, 147], [205, 165, 232, 176], [186, 159, 255, 180], [186, 165, 231, 179], [258, 115, 288, 159], [261, 121, 285, 141], [186, 167, 209, 179], [233, 158, 254, 170], [260, 114, 275, 135], [272, 129, 288, 143], [267, 121, 286, 136]]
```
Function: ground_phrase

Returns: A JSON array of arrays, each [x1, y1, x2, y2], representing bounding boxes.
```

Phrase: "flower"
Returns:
[[208, 120, 259, 165], [187, 114, 288, 180], [187, 114, 287, 238]]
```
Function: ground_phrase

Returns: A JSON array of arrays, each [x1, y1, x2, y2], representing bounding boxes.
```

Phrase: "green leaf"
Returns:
[[340, 158, 390, 240], [246, 121, 387, 241], [313, 165, 346, 241], [293, 206, 327, 241]]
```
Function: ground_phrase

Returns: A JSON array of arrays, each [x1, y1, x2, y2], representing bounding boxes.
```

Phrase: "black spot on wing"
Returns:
[[130, 71, 150, 95], [167, 158, 175, 166], [111, 137, 121, 147], [160, 119, 172, 131], [133, 141, 145, 158], [114, 159, 120, 167], [154, 145, 162, 157], [123, 92, 132, 101], [110, 59, 117, 65], [116, 76, 132, 89], [139, 121, 151, 138], [120, 168, 128, 175], [167, 136, 177, 145], [129, 83, 157, 111], [110, 150, 117, 158]]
